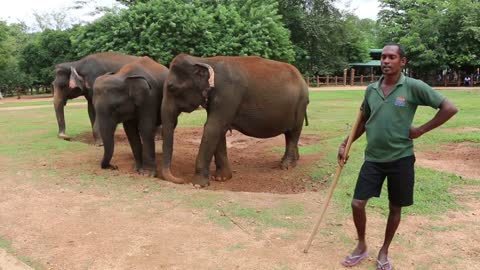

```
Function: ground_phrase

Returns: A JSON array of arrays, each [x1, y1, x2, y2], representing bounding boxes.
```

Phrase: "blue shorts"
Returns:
[[353, 155, 415, 207]]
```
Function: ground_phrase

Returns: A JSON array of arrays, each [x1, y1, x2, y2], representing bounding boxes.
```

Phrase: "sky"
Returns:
[[336, 0, 380, 20], [0, 0, 119, 26], [0, 0, 380, 27]]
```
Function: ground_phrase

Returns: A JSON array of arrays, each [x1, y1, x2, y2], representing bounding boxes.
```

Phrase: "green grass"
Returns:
[[0, 236, 43, 269], [0, 236, 13, 253], [183, 192, 306, 230], [0, 98, 86, 108]]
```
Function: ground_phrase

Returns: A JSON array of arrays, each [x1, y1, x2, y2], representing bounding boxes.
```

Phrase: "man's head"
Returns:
[[381, 43, 407, 76]]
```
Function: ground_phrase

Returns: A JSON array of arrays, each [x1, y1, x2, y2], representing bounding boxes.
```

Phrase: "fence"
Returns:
[[305, 68, 480, 88], [305, 68, 380, 87]]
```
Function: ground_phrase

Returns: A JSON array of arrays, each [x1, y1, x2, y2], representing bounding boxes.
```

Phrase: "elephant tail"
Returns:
[[304, 111, 309, 126]]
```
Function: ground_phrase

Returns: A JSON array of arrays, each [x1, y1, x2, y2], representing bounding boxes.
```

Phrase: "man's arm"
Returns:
[[409, 98, 458, 139], [337, 112, 367, 165]]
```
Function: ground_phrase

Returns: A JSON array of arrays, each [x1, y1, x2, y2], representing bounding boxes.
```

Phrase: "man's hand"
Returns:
[[337, 141, 348, 166], [409, 126, 424, 139]]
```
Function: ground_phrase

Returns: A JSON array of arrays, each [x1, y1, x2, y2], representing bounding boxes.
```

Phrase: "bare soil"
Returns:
[[0, 97, 479, 270], [74, 128, 325, 194]]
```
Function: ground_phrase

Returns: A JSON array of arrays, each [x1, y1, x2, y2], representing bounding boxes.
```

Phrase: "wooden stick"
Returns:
[[303, 109, 364, 253]]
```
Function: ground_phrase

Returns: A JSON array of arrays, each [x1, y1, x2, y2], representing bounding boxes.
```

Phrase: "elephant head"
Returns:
[[52, 53, 139, 142], [52, 65, 88, 140], [93, 74, 152, 170], [161, 54, 215, 184]]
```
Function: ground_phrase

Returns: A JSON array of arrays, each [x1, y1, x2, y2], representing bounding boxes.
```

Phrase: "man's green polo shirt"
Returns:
[[362, 73, 445, 162]]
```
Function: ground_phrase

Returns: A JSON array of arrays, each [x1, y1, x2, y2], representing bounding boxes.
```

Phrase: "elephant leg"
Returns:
[[155, 125, 162, 141], [212, 134, 232, 182], [194, 120, 226, 187], [123, 120, 143, 173], [281, 127, 302, 170], [139, 121, 157, 177], [87, 98, 102, 146]]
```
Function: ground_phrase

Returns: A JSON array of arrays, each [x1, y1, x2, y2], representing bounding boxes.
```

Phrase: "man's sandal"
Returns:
[[340, 251, 368, 267], [376, 257, 393, 270]]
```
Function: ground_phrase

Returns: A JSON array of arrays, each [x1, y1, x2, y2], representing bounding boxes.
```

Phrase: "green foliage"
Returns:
[[277, 0, 374, 75], [73, 0, 295, 63], [440, 0, 480, 70], [19, 29, 76, 86], [0, 22, 32, 93], [378, 0, 480, 75]]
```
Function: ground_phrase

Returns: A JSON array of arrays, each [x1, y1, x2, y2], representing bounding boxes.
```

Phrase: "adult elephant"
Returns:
[[161, 54, 309, 186], [52, 52, 139, 142], [93, 57, 168, 177]]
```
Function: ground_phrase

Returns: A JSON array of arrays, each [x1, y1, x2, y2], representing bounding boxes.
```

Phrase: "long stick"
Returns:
[[303, 108, 364, 253]]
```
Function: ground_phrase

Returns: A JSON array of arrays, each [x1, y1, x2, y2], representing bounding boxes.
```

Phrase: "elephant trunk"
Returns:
[[53, 86, 69, 140], [99, 117, 116, 169], [161, 111, 184, 184]]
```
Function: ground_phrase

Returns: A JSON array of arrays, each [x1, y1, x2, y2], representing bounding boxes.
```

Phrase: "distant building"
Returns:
[[348, 49, 382, 76]]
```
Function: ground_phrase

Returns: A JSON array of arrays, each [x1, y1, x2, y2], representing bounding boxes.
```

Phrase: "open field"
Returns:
[[0, 89, 479, 269]]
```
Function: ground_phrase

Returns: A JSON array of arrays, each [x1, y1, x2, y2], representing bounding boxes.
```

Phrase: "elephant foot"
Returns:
[[138, 168, 158, 178], [58, 133, 71, 141], [161, 168, 185, 184], [280, 158, 297, 170], [101, 164, 118, 170], [211, 169, 232, 182], [94, 140, 104, 147], [192, 175, 210, 188]]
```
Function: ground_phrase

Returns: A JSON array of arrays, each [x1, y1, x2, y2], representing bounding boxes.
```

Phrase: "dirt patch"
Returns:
[[416, 142, 480, 179], [73, 128, 325, 194]]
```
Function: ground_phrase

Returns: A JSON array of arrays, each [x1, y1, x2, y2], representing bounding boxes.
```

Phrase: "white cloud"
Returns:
[[335, 0, 380, 20], [0, 0, 118, 26]]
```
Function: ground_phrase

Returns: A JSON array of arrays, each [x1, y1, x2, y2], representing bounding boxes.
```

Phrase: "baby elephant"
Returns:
[[93, 57, 168, 177]]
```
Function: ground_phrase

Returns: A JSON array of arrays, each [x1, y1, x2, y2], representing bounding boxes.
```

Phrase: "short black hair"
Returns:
[[384, 42, 406, 58]]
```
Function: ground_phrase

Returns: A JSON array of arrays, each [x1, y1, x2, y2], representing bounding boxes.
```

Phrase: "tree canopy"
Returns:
[[73, 0, 295, 64], [378, 0, 480, 75], [0, 0, 479, 94]]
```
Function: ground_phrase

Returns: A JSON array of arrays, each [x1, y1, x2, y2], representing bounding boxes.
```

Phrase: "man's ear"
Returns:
[[126, 75, 151, 106], [69, 67, 85, 90]]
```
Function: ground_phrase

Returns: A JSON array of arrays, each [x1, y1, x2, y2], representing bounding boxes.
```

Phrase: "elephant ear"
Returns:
[[69, 67, 86, 90], [126, 75, 152, 106], [194, 63, 215, 88]]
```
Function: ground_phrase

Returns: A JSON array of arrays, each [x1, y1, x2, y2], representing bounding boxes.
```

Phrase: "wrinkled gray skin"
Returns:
[[52, 52, 139, 143], [93, 57, 168, 177], [161, 54, 309, 186]]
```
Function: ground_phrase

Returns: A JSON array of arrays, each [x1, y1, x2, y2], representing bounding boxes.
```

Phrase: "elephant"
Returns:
[[52, 52, 139, 143], [161, 54, 309, 186], [93, 56, 168, 177]]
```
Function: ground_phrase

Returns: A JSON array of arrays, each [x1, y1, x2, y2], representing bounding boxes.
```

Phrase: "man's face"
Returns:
[[381, 45, 406, 75]]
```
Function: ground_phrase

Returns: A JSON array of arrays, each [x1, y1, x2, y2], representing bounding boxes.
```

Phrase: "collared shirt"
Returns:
[[362, 73, 445, 162]]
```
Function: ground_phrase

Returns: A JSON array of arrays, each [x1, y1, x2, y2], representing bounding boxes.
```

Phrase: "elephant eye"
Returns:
[[168, 82, 181, 93]]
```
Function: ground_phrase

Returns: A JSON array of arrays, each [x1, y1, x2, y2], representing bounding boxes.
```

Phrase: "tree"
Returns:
[[378, 0, 447, 76], [0, 21, 32, 95], [19, 29, 76, 87], [72, 0, 294, 64], [440, 0, 480, 71], [377, 0, 480, 77], [277, 0, 372, 75]]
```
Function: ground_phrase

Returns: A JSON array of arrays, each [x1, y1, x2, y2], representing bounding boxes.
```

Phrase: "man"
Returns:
[[338, 43, 458, 270]]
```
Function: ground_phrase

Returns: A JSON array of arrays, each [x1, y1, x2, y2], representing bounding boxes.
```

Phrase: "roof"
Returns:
[[369, 49, 383, 53], [349, 60, 381, 67]]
